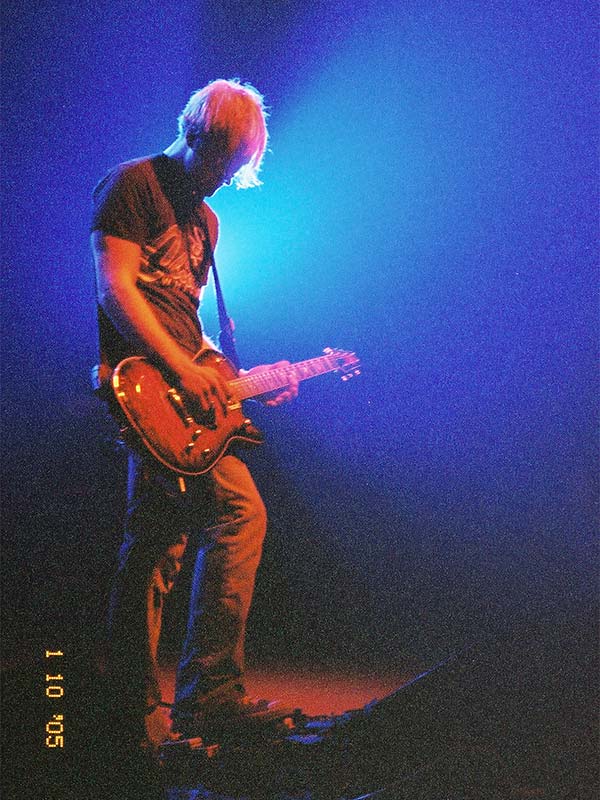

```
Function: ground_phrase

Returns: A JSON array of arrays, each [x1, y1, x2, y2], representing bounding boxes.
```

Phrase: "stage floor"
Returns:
[[2, 653, 597, 800], [159, 663, 416, 717]]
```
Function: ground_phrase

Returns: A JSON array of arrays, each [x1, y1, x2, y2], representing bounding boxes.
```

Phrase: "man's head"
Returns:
[[178, 79, 268, 192]]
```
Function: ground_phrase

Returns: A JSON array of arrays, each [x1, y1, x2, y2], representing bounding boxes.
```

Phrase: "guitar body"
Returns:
[[112, 350, 263, 476]]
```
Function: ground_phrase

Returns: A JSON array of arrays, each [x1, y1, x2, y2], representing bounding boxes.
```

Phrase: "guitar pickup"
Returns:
[[167, 388, 194, 426]]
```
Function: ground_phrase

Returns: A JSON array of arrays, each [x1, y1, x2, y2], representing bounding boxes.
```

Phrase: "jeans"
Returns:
[[106, 451, 267, 736]]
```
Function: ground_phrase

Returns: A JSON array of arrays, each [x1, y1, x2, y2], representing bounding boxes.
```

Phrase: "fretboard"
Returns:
[[228, 354, 349, 400]]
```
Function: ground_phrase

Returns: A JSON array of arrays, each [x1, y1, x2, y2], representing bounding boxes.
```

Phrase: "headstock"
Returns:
[[323, 347, 361, 381]]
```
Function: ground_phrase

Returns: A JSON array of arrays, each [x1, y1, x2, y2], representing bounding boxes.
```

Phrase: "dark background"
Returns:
[[1, 0, 597, 794]]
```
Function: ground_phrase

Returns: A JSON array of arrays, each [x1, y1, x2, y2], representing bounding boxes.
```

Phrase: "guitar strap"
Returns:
[[196, 209, 242, 372]]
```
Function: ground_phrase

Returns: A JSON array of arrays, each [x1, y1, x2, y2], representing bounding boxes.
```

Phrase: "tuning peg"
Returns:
[[323, 347, 333, 355]]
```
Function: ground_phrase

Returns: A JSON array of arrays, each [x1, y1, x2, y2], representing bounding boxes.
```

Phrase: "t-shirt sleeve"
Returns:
[[90, 165, 152, 245]]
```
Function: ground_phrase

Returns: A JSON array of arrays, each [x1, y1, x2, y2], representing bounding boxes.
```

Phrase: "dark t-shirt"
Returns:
[[91, 154, 218, 367]]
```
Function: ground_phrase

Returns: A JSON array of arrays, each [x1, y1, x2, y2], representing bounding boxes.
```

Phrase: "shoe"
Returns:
[[143, 702, 182, 754], [172, 687, 297, 743]]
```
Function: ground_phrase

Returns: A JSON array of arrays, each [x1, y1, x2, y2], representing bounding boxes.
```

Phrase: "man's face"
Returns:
[[189, 132, 248, 196]]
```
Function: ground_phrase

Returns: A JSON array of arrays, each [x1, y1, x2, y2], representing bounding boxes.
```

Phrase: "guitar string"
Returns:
[[228, 355, 343, 398]]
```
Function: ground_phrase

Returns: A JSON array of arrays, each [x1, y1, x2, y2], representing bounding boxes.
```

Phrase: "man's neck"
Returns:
[[163, 138, 207, 202], [163, 137, 189, 165]]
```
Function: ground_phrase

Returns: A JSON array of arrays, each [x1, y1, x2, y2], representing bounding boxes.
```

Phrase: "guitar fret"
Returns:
[[229, 354, 343, 400]]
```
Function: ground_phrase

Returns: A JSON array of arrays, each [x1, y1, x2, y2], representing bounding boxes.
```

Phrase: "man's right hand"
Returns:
[[177, 363, 231, 415]]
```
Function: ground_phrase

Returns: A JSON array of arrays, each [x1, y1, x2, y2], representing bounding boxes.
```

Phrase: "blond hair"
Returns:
[[178, 79, 269, 188]]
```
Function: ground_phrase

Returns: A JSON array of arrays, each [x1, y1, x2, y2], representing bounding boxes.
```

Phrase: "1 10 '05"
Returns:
[[45, 650, 64, 748]]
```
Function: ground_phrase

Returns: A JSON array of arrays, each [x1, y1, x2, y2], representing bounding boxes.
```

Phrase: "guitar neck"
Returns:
[[229, 354, 343, 400]]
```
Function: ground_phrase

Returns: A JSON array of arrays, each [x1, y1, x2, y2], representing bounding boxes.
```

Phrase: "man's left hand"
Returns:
[[244, 361, 299, 407]]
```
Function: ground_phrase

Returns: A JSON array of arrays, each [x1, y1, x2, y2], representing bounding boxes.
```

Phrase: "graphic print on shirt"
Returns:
[[138, 221, 210, 300]]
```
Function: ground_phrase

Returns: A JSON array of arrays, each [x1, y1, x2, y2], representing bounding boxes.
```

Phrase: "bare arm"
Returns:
[[91, 231, 230, 412]]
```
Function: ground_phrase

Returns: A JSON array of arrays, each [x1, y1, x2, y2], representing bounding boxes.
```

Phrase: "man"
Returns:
[[91, 79, 297, 758]]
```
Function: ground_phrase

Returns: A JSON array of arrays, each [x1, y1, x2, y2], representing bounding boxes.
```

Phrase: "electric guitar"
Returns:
[[111, 347, 360, 476]]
